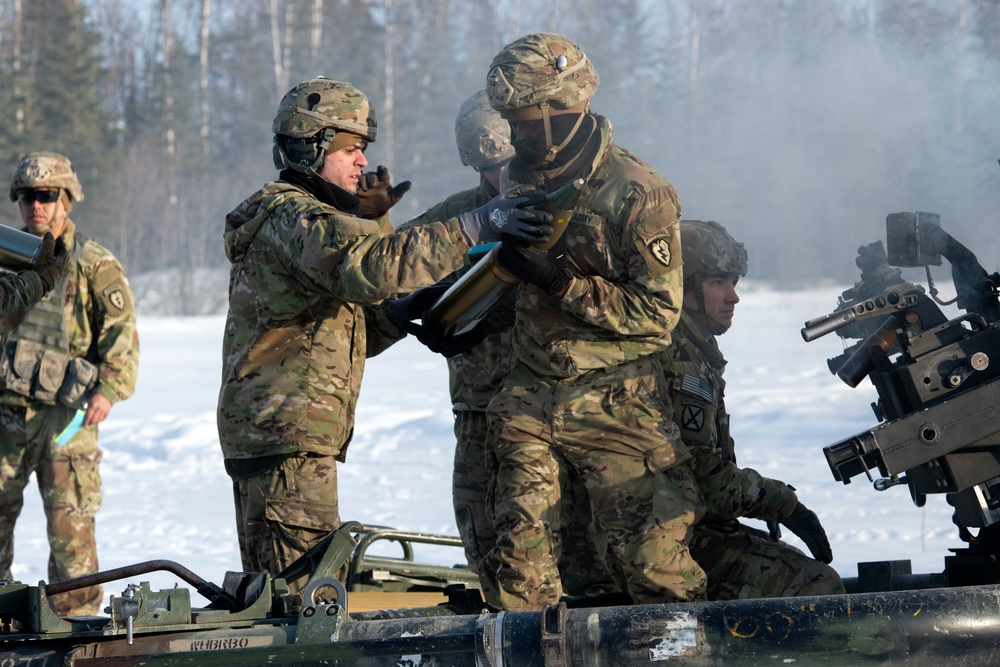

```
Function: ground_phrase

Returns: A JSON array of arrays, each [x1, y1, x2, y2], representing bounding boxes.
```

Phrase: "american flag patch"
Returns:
[[679, 374, 713, 403]]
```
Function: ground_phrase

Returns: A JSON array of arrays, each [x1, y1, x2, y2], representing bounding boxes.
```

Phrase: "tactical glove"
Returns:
[[357, 165, 412, 219], [386, 282, 488, 357], [33, 233, 69, 294], [387, 282, 452, 327], [495, 239, 573, 297], [781, 501, 834, 564], [457, 191, 553, 245]]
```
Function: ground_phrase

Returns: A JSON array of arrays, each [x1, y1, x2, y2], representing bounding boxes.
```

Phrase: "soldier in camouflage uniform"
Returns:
[[664, 219, 845, 599], [0, 232, 69, 332], [218, 78, 552, 586], [478, 33, 706, 610], [0, 152, 139, 615], [397, 90, 516, 574], [399, 91, 612, 595]]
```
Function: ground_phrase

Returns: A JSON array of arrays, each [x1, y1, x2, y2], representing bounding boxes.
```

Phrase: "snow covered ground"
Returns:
[[9, 282, 964, 608]]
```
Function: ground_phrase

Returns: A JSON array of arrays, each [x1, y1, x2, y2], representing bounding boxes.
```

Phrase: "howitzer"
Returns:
[[805, 212, 1000, 536], [8, 521, 1000, 666]]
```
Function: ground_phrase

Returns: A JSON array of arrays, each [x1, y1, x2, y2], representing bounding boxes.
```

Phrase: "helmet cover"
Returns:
[[9, 152, 84, 202], [455, 90, 514, 170], [486, 33, 599, 117], [681, 219, 748, 281]]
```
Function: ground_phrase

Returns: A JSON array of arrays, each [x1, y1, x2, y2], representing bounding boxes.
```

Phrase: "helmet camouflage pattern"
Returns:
[[272, 78, 377, 142], [455, 90, 513, 170], [486, 33, 599, 117], [9, 152, 84, 202], [681, 219, 748, 281]]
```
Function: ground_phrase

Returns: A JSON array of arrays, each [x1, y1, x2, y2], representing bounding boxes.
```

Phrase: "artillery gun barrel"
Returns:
[[15, 587, 1000, 666]]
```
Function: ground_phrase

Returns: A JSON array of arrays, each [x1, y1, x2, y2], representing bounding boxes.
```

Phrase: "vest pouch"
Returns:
[[7, 340, 42, 399], [58, 357, 99, 410], [36, 348, 71, 404]]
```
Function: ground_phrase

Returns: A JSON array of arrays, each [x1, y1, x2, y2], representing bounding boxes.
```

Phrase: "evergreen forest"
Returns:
[[1, 0, 999, 312]]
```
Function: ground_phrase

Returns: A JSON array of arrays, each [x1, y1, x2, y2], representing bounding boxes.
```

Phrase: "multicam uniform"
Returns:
[[218, 177, 471, 581], [400, 178, 513, 574], [0, 271, 46, 332], [483, 114, 706, 609], [0, 219, 138, 615], [665, 307, 845, 599]]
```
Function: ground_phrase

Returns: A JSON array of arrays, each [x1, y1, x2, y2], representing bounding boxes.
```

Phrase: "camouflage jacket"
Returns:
[[662, 310, 797, 523], [399, 177, 515, 412], [218, 180, 470, 462], [1, 219, 139, 407], [0, 271, 44, 333], [503, 114, 683, 378]]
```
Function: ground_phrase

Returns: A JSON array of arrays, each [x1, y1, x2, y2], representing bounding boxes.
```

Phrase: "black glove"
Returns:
[[357, 165, 412, 219], [495, 239, 572, 296], [33, 233, 69, 294], [457, 191, 553, 245], [386, 283, 488, 357], [387, 282, 452, 327], [781, 502, 834, 564]]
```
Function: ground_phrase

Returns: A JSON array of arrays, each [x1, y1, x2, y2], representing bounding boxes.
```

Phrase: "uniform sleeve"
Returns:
[[0, 271, 44, 333], [88, 256, 139, 404], [665, 362, 798, 523], [558, 187, 683, 335], [271, 204, 471, 305], [692, 447, 799, 523]]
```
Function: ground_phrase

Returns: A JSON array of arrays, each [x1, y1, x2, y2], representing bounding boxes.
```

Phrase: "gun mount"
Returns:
[[805, 212, 1000, 562]]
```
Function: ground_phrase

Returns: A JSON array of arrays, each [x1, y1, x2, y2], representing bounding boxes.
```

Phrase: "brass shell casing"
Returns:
[[423, 178, 585, 338]]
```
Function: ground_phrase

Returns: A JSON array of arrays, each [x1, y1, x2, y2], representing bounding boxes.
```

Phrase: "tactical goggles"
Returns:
[[17, 189, 60, 204]]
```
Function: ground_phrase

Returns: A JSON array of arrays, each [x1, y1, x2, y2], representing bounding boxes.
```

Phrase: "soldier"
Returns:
[[478, 33, 705, 610], [0, 232, 69, 332], [0, 152, 139, 615], [665, 219, 845, 599], [397, 90, 515, 574], [218, 78, 552, 585]]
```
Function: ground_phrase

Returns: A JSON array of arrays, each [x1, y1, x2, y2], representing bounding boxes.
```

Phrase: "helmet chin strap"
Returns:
[[530, 102, 587, 169]]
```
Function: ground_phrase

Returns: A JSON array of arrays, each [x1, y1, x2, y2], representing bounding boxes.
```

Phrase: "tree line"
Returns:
[[0, 0, 998, 312]]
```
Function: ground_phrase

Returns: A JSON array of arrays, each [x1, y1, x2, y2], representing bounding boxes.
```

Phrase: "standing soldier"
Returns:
[[665, 219, 844, 599], [398, 90, 515, 574], [218, 78, 552, 587], [0, 232, 69, 332], [0, 152, 139, 615], [480, 33, 706, 610]]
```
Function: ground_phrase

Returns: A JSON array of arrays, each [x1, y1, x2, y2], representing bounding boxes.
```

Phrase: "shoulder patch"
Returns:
[[103, 284, 127, 312], [679, 374, 713, 403], [650, 237, 672, 267], [681, 403, 706, 432]]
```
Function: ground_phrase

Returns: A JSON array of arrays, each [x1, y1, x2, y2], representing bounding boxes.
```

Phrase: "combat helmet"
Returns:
[[486, 33, 599, 167], [455, 90, 513, 171], [9, 152, 84, 203], [272, 78, 377, 175], [681, 219, 748, 283]]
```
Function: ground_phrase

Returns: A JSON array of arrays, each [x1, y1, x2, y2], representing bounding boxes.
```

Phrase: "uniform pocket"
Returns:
[[36, 348, 71, 404], [58, 358, 99, 410]]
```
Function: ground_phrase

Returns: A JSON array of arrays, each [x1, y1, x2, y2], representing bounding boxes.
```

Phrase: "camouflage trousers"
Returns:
[[481, 359, 707, 610], [691, 522, 846, 599], [232, 452, 340, 592], [453, 408, 616, 596], [0, 402, 103, 616]]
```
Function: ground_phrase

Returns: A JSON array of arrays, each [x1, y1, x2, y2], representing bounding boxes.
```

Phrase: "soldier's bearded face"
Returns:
[[319, 142, 369, 193], [18, 188, 67, 238], [692, 275, 740, 332]]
